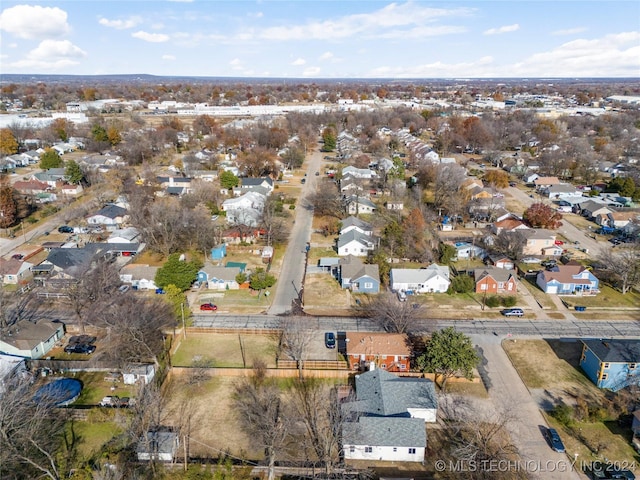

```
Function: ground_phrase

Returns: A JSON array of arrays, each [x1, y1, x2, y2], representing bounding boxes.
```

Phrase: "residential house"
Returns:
[[390, 264, 451, 294], [240, 176, 274, 193], [342, 165, 376, 179], [474, 267, 517, 295], [31, 168, 68, 187], [341, 367, 437, 462], [59, 183, 84, 196], [384, 201, 404, 211], [0, 320, 64, 359], [344, 196, 377, 215], [577, 200, 612, 220], [137, 430, 180, 462], [452, 242, 486, 260], [197, 265, 241, 290], [0, 353, 27, 394], [87, 204, 129, 231], [123, 364, 156, 385], [536, 264, 599, 295], [491, 217, 529, 235], [338, 256, 380, 293], [119, 264, 159, 291], [544, 183, 584, 201], [337, 230, 377, 257], [523, 172, 540, 184], [340, 216, 373, 236], [579, 339, 640, 391], [606, 212, 640, 229], [107, 227, 140, 244], [42, 246, 102, 279], [485, 254, 515, 270], [340, 178, 366, 195], [520, 229, 557, 256], [221, 191, 266, 227], [0, 258, 33, 285], [533, 176, 560, 189], [13, 180, 51, 196]]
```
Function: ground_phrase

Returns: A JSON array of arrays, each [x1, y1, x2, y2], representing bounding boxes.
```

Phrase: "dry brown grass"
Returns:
[[303, 272, 350, 308], [171, 332, 278, 367]]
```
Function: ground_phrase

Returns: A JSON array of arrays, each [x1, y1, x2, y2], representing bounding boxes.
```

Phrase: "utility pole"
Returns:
[[21, 221, 26, 242], [181, 302, 186, 339]]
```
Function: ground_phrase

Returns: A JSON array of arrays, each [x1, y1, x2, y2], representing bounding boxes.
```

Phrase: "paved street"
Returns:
[[268, 145, 324, 314]]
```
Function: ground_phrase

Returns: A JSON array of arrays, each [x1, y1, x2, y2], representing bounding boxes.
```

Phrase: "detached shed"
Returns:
[[123, 364, 155, 385], [210, 244, 226, 260], [261, 246, 274, 263], [137, 430, 179, 462]]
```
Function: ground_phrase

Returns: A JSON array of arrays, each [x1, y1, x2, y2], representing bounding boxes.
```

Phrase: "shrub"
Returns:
[[485, 295, 501, 308], [449, 274, 474, 294], [502, 296, 517, 307], [551, 403, 574, 427]]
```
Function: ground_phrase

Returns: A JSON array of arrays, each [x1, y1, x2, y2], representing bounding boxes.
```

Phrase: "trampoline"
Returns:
[[33, 378, 82, 407]]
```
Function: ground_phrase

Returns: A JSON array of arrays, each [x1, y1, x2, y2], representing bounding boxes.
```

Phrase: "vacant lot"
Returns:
[[171, 332, 278, 368], [196, 288, 272, 314], [303, 272, 351, 310]]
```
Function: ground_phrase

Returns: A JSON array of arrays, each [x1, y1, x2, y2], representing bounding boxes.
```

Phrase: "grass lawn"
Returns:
[[131, 250, 166, 266], [307, 246, 338, 263], [70, 372, 137, 406], [304, 272, 349, 308], [197, 288, 272, 313], [171, 332, 278, 368], [545, 414, 639, 468], [561, 284, 640, 309], [502, 339, 602, 395], [67, 418, 125, 460]]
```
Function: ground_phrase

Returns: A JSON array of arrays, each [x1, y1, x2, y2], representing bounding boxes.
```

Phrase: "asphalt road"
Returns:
[[268, 145, 324, 315]]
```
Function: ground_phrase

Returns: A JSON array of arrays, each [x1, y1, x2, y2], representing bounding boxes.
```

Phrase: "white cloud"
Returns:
[[98, 16, 142, 30], [291, 58, 306, 66], [303, 66, 321, 76], [248, 11, 263, 18], [319, 52, 334, 61], [230, 58, 243, 70], [552, 27, 587, 36], [5, 39, 86, 70], [0, 5, 70, 40], [483, 24, 520, 35], [258, 2, 474, 41], [162, 54, 176, 61], [369, 56, 494, 78], [132, 31, 170, 43]]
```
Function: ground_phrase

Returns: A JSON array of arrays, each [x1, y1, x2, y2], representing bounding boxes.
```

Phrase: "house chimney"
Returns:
[[369, 361, 376, 371], [169, 177, 174, 187]]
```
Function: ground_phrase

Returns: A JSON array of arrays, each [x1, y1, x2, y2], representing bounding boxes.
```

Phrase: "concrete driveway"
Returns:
[[473, 334, 582, 480]]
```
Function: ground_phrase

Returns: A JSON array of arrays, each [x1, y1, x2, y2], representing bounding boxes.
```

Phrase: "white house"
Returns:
[[340, 216, 373, 236], [452, 242, 486, 260], [0, 320, 64, 359], [119, 264, 159, 291], [390, 264, 451, 294], [107, 227, 140, 244], [342, 166, 377, 179], [337, 230, 377, 257], [87, 204, 128, 231], [123, 364, 156, 385], [345, 196, 377, 215], [221, 191, 266, 227]]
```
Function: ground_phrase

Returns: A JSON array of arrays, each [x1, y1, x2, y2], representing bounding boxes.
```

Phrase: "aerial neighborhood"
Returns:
[[0, 77, 639, 480]]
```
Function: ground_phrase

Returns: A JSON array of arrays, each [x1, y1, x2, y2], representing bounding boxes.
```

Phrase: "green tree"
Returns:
[[39, 148, 63, 169], [321, 126, 336, 152], [438, 243, 457, 265], [249, 268, 276, 291], [0, 128, 18, 155], [64, 160, 83, 184], [236, 272, 247, 285], [155, 254, 201, 291], [219, 170, 239, 189], [416, 327, 479, 390], [448, 274, 475, 293], [91, 124, 108, 143], [0, 176, 18, 230]]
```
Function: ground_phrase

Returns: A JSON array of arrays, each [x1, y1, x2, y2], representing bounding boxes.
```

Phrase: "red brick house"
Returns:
[[345, 332, 411, 372], [474, 267, 517, 295]]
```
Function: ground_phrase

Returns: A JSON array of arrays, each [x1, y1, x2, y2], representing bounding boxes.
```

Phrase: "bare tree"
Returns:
[[278, 318, 314, 379], [355, 291, 424, 333], [433, 163, 467, 213], [308, 180, 343, 218], [598, 245, 640, 294], [491, 230, 527, 261], [0, 378, 72, 480], [233, 362, 290, 480]]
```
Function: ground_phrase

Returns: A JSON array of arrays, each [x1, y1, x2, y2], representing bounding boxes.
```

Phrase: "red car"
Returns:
[[200, 303, 218, 311], [554, 240, 564, 246]]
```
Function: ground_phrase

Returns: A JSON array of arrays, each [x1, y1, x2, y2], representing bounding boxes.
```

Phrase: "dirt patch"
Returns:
[[303, 272, 350, 308]]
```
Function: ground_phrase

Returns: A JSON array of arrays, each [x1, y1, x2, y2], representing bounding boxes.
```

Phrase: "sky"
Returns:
[[0, 1, 639, 79]]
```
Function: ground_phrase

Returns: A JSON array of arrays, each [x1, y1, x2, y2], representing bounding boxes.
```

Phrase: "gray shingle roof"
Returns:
[[337, 230, 376, 249], [342, 416, 426, 447], [582, 339, 640, 363], [341, 216, 373, 232]]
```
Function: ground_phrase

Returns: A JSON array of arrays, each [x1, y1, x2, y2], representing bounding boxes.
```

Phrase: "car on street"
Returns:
[[11, 254, 24, 260], [58, 225, 74, 233], [64, 343, 96, 355], [315, 171, 320, 176], [200, 303, 218, 311], [324, 332, 336, 349], [501, 308, 524, 317], [544, 427, 566, 453]]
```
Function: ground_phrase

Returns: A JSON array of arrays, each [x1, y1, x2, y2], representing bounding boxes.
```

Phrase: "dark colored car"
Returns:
[[324, 332, 336, 349], [586, 461, 636, 479], [315, 171, 320, 176], [68, 335, 97, 345], [200, 303, 218, 311], [64, 343, 96, 355], [11, 254, 24, 260], [545, 427, 566, 453], [301, 178, 306, 184], [58, 225, 74, 233]]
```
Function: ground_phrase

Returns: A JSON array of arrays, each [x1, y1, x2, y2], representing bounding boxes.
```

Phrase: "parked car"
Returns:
[[554, 240, 564, 246], [315, 171, 320, 176], [521, 257, 542, 264], [64, 343, 96, 355], [200, 303, 218, 311], [301, 178, 306, 184], [324, 332, 336, 349], [397, 290, 407, 302], [544, 427, 566, 453], [118, 285, 130, 293], [585, 461, 636, 479], [11, 254, 24, 260], [58, 225, 74, 233], [501, 308, 524, 317]]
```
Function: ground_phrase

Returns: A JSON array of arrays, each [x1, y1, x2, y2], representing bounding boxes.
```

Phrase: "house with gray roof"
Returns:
[[344, 196, 377, 215], [390, 264, 451, 294], [197, 265, 241, 290], [337, 230, 377, 257], [119, 264, 159, 290], [340, 216, 373, 236], [87, 204, 128, 231], [341, 367, 437, 462], [0, 320, 64, 359], [338, 255, 379, 294], [580, 339, 640, 391], [240, 176, 274, 193]]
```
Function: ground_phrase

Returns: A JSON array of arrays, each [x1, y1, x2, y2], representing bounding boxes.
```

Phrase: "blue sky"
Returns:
[[1, 1, 639, 78]]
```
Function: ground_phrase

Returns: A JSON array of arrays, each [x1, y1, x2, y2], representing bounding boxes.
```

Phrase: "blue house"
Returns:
[[536, 264, 599, 295], [580, 339, 640, 391], [338, 255, 380, 294], [210, 244, 226, 260], [197, 264, 241, 290]]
